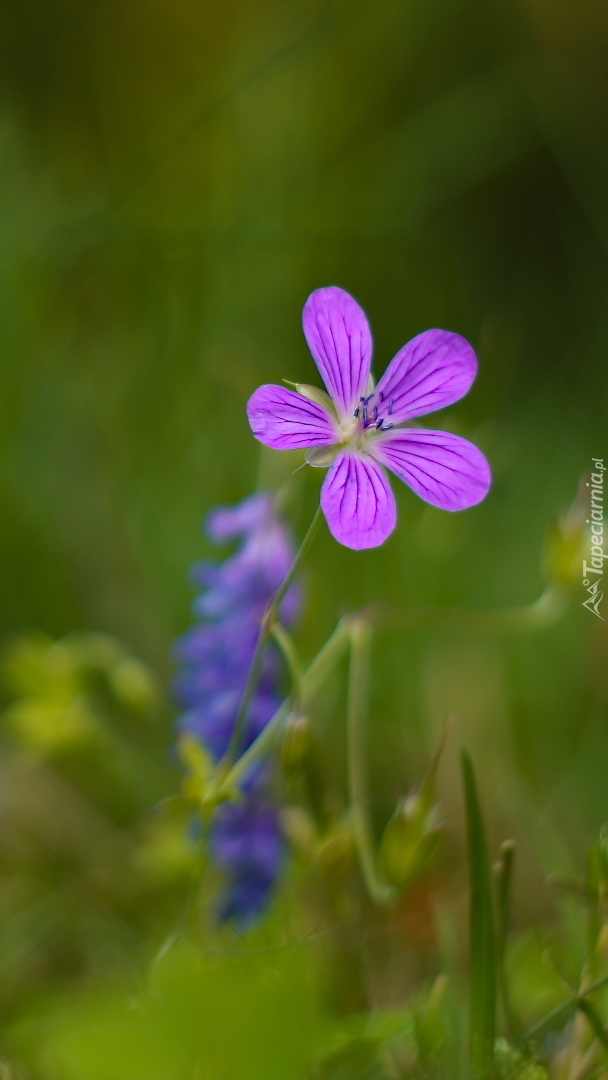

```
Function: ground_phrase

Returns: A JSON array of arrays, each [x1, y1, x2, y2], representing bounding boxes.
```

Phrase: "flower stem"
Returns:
[[219, 505, 323, 770], [346, 617, 395, 906], [387, 585, 568, 636], [520, 972, 608, 1045], [218, 616, 352, 796], [495, 840, 519, 1039], [271, 624, 302, 706]]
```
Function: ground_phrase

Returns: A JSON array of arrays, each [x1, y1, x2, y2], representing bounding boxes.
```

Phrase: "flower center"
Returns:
[[339, 392, 395, 449]]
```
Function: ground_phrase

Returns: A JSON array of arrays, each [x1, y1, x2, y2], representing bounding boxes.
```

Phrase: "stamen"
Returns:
[[376, 418, 384, 429], [387, 398, 394, 415], [362, 407, 368, 428], [378, 391, 384, 402], [354, 407, 360, 418], [373, 405, 378, 421], [383, 422, 393, 431]]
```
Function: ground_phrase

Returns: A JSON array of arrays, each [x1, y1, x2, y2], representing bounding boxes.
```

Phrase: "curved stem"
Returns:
[[219, 505, 323, 770], [218, 615, 352, 796], [272, 624, 302, 706], [521, 973, 608, 1045], [385, 585, 568, 636], [347, 617, 395, 906]]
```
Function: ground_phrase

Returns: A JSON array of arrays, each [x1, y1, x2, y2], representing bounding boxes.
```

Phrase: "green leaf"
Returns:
[[462, 750, 497, 1079], [312, 1037, 389, 1080], [17, 940, 326, 1080], [494, 1038, 548, 1080]]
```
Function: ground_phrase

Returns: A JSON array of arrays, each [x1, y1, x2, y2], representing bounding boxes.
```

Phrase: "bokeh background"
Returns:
[[0, 0, 607, 1074]]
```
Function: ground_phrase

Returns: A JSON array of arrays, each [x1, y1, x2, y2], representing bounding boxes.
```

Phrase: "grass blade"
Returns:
[[462, 750, 497, 1078]]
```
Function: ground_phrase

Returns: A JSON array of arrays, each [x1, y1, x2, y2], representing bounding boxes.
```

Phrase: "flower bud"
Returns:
[[378, 792, 442, 890], [280, 713, 313, 777], [596, 921, 608, 965], [315, 825, 355, 874], [542, 477, 589, 589], [280, 805, 316, 855]]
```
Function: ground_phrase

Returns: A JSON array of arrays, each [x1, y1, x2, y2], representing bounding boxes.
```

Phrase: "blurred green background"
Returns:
[[0, 0, 607, 1073]]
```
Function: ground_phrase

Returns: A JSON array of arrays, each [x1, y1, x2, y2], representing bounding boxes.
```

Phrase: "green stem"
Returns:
[[521, 974, 608, 1045], [219, 505, 323, 770], [220, 699, 294, 794], [462, 751, 496, 1080], [272, 624, 302, 705], [495, 840, 519, 1039], [301, 616, 352, 706], [347, 617, 395, 906], [577, 998, 608, 1053], [490, 585, 568, 632], [218, 616, 352, 797], [388, 585, 568, 636]]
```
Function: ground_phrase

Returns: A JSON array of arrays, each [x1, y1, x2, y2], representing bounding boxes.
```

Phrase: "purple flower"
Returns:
[[211, 800, 285, 926], [247, 286, 491, 550], [174, 492, 298, 924]]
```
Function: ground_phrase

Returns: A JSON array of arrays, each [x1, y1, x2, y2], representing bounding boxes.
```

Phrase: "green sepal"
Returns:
[[378, 793, 441, 889], [542, 476, 589, 588], [307, 445, 339, 468], [280, 713, 313, 777], [293, 383, 337, 416]]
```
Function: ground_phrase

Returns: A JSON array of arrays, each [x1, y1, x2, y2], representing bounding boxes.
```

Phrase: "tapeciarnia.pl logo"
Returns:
[[582, 458, 606, 619]]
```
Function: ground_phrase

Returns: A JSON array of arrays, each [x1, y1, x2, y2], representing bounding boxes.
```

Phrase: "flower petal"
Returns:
[[370, 428, 491, 511], [375, 329, 477, 423], [302, 287, 372, 419], [321, 450, 396, 549], [247, 384, 338, 449]]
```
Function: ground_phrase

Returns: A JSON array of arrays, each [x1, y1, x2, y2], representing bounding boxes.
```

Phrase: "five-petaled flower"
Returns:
[[247, 286, 491, 550]]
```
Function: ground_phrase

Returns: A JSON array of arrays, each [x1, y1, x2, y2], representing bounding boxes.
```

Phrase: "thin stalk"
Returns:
[[301, 616, 352, 705], [219, 699, 294, 794], [347, 617, 395, 906], [577, 999, 608, 1053], [218, 616, 352, 796], [385, 585, 568, 636], [420, 714, 452, 804], [521, 974, 608, 1045], [462, 750, 496, 1080], [220, 505, 323, 769], [272, 623, 302, 705], [495, 840, 519, 1039]]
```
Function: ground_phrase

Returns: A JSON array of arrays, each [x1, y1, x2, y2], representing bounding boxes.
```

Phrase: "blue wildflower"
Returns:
[[174, 492, 299, 925], [211, 800, 285, 925]]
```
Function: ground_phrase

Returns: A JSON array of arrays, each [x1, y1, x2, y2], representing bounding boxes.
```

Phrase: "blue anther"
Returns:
[[362, 407, 368, 427], [376, 418, 384, 430], [387, 398, 394, 415], [373, 405, 378, 421], [354, 407, 360, 418], [378, 391, 384, 402]]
